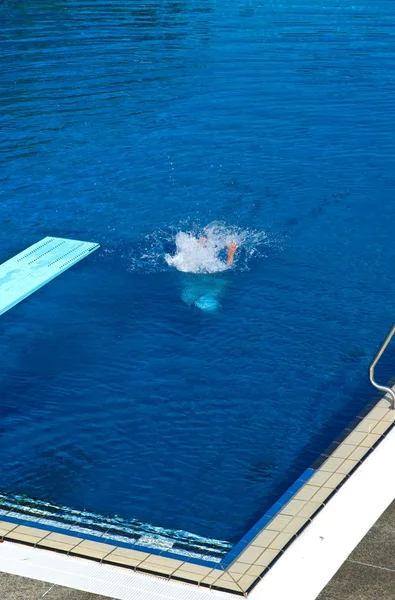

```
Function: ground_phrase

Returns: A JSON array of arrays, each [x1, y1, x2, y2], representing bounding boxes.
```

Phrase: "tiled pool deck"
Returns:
[[1, 389, 394, 596]]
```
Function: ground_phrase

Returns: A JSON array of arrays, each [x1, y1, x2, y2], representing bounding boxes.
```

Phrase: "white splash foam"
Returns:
[[165, 232, 227, 274], [127, 222, 274, 274], [165, 223, 262, 274]]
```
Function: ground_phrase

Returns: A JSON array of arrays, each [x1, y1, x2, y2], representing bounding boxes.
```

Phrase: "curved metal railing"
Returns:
[[369, 323, 395, 409]]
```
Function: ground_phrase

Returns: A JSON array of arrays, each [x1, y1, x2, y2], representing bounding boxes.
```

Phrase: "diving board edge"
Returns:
[[0, 237, 100, 316]]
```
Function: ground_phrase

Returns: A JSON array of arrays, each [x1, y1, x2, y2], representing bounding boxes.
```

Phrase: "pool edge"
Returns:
[[1, 386, 394, 595]]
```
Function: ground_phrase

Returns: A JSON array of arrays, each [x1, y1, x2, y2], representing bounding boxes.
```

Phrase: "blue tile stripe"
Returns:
[[1, 468, 317, 570], [220, 467, 316, 568], [0, 513, 219, 568]]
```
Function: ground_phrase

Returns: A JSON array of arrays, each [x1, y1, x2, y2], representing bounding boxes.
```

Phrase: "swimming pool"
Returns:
[[1, 0, 395, 575]]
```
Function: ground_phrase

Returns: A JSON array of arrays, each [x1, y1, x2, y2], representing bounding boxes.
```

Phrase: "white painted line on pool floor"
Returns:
[[249, 424, 395, 600], [0, 541, 232, 600]]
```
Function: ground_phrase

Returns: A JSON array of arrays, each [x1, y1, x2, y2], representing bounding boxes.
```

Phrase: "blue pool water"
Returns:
[[1, 0, 395, 546]]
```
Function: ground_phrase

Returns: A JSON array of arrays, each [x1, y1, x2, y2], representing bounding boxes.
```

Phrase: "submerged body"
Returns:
[[181, 273, 227, 312], [165, 230, 238, 311]]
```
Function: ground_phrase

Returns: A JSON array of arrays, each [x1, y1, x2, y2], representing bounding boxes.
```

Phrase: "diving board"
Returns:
[[0, 237, 99, 316]]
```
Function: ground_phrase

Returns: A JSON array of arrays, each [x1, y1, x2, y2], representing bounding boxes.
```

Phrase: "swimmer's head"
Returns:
[[198, 236, 208, 245]]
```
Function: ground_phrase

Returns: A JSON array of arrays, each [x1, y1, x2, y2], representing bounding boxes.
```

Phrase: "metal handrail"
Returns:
[[369, 323, 395, 409]]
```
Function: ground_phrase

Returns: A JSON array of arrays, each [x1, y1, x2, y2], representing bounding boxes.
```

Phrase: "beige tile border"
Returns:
[[216, 391, 395, 594], [1, 391, 394, 596]]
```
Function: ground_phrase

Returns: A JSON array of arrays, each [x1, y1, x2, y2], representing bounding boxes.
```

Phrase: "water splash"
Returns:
[[128, 222, 271, 274], [165, 231, 228, 274], [166, 223, 271, 312], [126, 222, 274, 312]]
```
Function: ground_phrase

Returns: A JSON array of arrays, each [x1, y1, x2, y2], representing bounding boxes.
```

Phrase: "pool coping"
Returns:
[[1, 387, 394, 596]]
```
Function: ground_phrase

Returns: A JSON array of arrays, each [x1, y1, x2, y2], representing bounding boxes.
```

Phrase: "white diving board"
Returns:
[[0, 237, 99, 316]]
